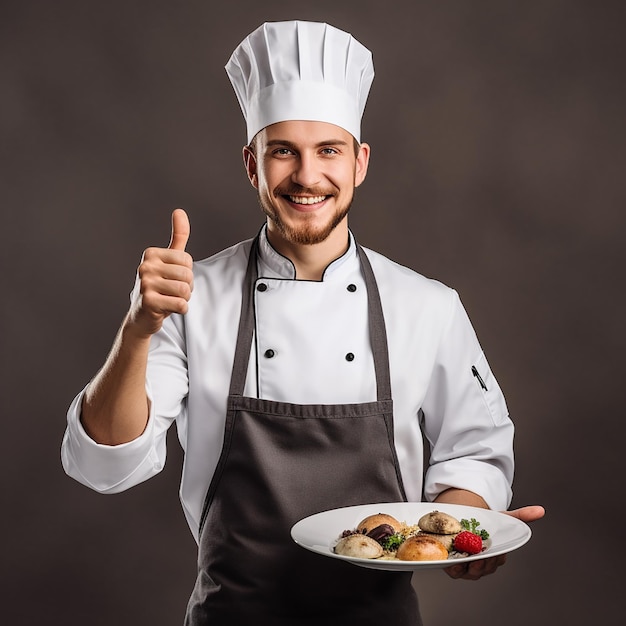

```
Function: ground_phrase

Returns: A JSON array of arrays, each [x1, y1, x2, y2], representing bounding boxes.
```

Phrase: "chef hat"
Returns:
[[225, 20, 374, 143]]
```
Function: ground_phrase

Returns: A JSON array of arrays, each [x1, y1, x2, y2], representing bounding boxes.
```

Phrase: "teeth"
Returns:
[[288, 195, 327, 205]]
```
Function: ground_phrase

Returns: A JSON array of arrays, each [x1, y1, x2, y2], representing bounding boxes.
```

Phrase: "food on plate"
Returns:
[[451, 517, 490, 554], [417, 510, 462, 535], [416, 531, 455, 551], [396, 535, 449, 561], [460, 517, 490, 540], [365, 523, 397, 543], [334, 534, 384, 558], [452, 531, 483, 555], [356, 513, 403, 534], [333, 509, 490, 562]]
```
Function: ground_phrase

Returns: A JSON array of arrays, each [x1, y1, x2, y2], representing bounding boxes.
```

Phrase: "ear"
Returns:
[[243, 145, 258, 189], [354, 142, 371, 188]]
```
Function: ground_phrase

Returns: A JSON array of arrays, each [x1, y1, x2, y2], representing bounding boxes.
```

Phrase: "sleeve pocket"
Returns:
[[472, 352, 510, 426]]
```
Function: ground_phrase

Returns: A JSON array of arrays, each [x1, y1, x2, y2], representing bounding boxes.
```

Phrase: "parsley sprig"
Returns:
[[381, 533, 405, 551], [460, 517, 490, 540]]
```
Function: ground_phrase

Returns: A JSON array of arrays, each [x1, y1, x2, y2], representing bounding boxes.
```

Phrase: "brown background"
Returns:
[[1, 0, 624, 624]]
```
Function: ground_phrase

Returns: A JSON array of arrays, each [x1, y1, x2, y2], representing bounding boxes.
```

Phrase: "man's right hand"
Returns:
[[81, 208, 193, 444], [128, 208, 194, 338]]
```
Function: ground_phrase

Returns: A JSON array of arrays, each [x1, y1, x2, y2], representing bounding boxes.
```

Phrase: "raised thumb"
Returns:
[[168, 208, 190, 251]]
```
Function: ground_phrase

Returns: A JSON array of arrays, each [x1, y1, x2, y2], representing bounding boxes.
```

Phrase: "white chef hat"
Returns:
[[225, 20, 374, 143]]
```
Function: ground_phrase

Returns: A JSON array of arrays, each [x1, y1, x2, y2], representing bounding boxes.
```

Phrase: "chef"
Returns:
[[62, 20, 543, 625]]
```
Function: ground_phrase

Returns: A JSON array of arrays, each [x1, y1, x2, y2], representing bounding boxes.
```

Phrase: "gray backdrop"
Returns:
[[2, 0, 624, 624]]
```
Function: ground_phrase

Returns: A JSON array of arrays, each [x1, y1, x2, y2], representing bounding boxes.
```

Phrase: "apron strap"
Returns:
[[357, 244, 392, 402], [228, 234, 392, 402], [227, 236, 259, 398]]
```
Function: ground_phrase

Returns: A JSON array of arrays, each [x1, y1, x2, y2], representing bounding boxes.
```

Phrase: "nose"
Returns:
[[291, 151, 322, 188]]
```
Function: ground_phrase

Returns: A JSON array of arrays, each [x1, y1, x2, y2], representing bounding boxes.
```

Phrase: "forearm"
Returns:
[[81, 314, 152, 445], [433, 488, 489, 509]]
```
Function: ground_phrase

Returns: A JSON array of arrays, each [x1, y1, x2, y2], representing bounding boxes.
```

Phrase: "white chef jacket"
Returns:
[[62, 226, 514, 544]]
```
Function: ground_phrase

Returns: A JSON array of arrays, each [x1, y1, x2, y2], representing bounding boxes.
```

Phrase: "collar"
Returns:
[[256, 224, 358, 281]]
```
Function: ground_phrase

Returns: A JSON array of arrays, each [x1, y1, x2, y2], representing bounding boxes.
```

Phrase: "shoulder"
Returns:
[[361, 247, 479, 364], [185, 238, 254, 314], [193, 238, 253, 281], [361, 246, 456, 309]]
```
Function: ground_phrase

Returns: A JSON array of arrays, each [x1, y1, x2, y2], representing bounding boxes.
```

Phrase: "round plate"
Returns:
[[290, 502, 532, 571]]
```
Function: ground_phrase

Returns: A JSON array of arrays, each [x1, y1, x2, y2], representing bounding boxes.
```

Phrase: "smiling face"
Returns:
[[243, 120, 370, 248]]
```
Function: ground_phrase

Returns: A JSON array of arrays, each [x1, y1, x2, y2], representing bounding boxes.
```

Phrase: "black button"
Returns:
[[257, 283, 268, 292], [264, 349, 275, 358], [347, 284, 357, 292], [345, 352, 355, 361]]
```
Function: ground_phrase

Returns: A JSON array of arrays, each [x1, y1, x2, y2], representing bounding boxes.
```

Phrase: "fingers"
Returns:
[[444, 562, 468, 580], [445, 554, 507, 581], [464, 554, 506, 580], [168, 208, 190, 251], [140, 290, 190, 317], [139, 246, 193, 306], [502, 505, 546, 523], [139, 255, 193, 299]]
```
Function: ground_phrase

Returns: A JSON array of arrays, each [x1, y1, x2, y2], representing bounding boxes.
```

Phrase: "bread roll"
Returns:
[[418, 510, 462, 535], [334, 534, 384, 559], [416, 531, 456, 551], [356, 513, 403, 534], [396, 535, 449, 561]]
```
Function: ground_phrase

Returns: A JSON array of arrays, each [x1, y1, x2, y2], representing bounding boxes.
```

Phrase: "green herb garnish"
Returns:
[[381, 533, 405, 551], [460, 517, 490, 540]]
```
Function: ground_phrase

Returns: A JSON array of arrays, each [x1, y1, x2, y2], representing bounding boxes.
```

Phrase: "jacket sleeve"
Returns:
[[61, 312, 188, 494], [421, 290, 515, 511]]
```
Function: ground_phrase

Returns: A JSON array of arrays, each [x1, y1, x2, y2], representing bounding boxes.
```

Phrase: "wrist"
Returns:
[[122, 308, 161, 343], [433, 488, 489, 509]]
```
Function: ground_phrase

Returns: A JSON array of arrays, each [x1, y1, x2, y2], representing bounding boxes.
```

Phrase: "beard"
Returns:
[[257, 186, 354, 246]]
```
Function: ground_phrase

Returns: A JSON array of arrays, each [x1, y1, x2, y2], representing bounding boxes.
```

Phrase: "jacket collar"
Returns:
[[257, 224, 358, 281]]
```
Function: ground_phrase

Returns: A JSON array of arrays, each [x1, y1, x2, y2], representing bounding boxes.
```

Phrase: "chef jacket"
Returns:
[[62, 226, 514, 544]]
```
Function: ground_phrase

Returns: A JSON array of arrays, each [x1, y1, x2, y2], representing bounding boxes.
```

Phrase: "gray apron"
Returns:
[[185, 237, 422, 625]]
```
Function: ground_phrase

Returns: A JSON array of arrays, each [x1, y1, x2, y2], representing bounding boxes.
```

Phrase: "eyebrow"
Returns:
[[265, 139, 349, 150]]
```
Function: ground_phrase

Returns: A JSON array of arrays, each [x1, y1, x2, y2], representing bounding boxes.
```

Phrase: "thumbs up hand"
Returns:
[[128, 209, 194, 338]]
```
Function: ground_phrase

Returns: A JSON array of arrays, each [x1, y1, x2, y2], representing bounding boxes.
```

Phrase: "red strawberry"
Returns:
[[453, 531, 483, 554]]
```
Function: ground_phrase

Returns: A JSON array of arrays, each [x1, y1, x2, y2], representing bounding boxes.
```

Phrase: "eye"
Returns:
[[320, 147, 338, 155], [272, 147, 294, 156]]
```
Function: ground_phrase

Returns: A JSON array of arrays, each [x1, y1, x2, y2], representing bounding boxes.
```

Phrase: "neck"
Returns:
[[266, 221, 350, 280]]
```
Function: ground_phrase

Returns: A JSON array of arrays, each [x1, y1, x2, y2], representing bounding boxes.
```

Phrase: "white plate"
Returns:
[[290, 502, 532, 571]]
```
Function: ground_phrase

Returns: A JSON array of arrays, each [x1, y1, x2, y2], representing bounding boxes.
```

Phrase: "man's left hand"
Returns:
[[445, 505, 545, 581]]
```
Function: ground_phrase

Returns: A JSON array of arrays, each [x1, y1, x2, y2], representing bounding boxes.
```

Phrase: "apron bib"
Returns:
[[185, 238, 422, 625]]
